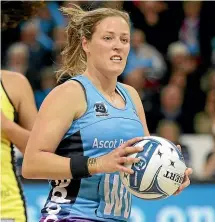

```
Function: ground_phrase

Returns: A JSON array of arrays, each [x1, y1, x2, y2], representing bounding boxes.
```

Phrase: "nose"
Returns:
[[112, 38, 123, 51]]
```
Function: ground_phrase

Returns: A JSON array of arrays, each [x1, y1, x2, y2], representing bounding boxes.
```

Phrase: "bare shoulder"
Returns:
[[120, 83, 139, 98], [1, 70, 33, 109], [2, 70, 30, 86], [41, 79, 87, 119], [120, 83, 142, 108], [2, 70, 33, 96], [51, 79, 86, 100]]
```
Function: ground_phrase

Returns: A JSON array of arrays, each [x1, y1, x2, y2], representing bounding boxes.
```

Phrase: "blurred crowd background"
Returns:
[[1, 1, 215, 182]]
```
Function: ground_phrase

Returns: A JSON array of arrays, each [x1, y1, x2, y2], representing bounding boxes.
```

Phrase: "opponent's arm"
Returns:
[[1, 73, 37, 154]]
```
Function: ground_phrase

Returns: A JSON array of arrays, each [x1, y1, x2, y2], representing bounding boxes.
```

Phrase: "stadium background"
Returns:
[[1, 1, 215, 221]]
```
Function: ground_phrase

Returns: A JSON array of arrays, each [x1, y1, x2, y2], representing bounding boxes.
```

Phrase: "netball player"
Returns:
[[1, 71, 37, 221], [22, 5, 192, 221], [1, 2, 42, 221]]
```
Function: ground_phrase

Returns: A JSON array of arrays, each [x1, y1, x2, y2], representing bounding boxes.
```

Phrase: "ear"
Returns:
[[82, 36, 90, 54]]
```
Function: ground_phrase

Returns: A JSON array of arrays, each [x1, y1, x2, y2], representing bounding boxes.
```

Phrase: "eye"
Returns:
[[121, 38, 129, 44], [104, 36, 112, 41]]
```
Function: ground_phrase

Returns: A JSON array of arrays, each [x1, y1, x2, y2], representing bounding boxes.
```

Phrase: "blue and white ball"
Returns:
[[120, 136, 187, 200]]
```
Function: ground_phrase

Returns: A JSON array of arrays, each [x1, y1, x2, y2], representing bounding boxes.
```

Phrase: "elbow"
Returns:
[[22, 158, 38, 179], [22, 162, 32, 179]]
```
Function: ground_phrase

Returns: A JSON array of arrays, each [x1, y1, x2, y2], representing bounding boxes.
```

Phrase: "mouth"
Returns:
[[110, 55, 122, 62]]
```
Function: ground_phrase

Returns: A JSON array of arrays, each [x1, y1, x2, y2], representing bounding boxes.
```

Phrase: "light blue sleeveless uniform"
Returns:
[[40, 75, 145, 222]]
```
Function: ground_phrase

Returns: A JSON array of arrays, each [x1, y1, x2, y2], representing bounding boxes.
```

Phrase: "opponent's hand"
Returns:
[[88, 137, 144, 175], [174, 145, 193, 195]]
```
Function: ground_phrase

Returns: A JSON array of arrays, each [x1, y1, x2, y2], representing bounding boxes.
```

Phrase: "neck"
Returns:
[[83, 66, 117, 96]]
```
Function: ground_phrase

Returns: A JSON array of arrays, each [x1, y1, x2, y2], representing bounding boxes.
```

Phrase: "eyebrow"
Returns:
[[105, 31, 130, 36]]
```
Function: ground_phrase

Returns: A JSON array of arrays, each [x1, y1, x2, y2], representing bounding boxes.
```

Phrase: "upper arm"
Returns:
[[123, 84, 150, 136], [16, 75, 37, 130], [25, 81, 86, 155]]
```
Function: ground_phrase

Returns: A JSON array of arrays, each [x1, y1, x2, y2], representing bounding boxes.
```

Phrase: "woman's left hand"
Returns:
[[174, 167, 193, 195], [174, 145, 193, 195]]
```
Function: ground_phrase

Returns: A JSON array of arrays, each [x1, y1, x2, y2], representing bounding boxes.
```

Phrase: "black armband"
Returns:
[[70, 156, 91, 179]]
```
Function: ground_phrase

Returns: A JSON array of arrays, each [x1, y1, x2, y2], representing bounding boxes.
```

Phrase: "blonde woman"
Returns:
[[22, 5, 192, 222]]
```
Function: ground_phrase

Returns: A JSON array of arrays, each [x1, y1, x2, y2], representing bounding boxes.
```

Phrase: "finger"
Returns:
[[178, 175, 190, 191], [118, 165, 134, 174], [174, 173, 191, 196], [119, 157, 140, 165], [185, 168, 193, 176], [174, 190, 181, 196], [122, 137, 144, 148], [176, 145, 181, 152], [122, 146, 143, 156]]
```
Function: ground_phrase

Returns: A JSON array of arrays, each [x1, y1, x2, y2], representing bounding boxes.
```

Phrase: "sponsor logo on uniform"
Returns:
[[94, 102, 109, 117], [92, 138, 125, 148]]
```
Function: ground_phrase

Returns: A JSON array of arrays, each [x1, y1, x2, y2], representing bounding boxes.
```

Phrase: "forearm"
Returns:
[[3, 120, 30, 154], [22, 151, 72, 180], [22, 152, 101, 180]]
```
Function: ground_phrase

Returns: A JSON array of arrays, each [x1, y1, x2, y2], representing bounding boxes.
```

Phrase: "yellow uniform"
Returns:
[[1, 81, 27, 222]]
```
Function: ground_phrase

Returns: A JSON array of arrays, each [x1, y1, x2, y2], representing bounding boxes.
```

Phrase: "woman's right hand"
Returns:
[[88, 137, 144, 175]]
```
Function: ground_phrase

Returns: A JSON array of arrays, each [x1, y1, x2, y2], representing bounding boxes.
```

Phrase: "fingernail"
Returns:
[[138, 146, 143, 151], [135, 158, 140, 163]]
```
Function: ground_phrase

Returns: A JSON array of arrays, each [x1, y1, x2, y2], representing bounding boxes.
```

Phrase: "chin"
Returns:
[[109, 69, 124, 77], [110, 66, 125, 76]]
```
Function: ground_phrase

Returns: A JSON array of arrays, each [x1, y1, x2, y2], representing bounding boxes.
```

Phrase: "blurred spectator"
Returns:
[[121, 29, 166, 106], [147, 84, 192, 133], [20, 20, 51, 67], [199, 2, 215, 68], [194, 89, 215, 134], [131, 29, 166, 81], [156, 119, 190, 166], [167, 41, 195, 74], [201, 68, 215, 93], [35, 2, 66, 51], [165, 41, 205, 117], [124, 1, 184, 54], [179, 1, 202, 56], [168, 71, 187, 89], [52, 26, 67, 51], [5, 43, 29, 75], [123, 68, 146, 97], [34, 66, 56, 109], [20, 20, 52, 89]]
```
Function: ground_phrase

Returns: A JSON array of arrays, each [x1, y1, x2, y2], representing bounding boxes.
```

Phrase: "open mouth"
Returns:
[[110, 55, 122, 61]]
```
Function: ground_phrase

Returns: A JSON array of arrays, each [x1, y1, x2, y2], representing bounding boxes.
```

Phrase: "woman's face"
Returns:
[[84, 16, 130, 77]]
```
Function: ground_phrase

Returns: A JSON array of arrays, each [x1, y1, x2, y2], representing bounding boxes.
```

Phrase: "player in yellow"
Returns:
[[1, 2, 42, 221], [1, 70, 37, 221]]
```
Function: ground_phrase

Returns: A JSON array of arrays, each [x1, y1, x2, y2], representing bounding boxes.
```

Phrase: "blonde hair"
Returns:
[[56, 5, 130, 82]]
